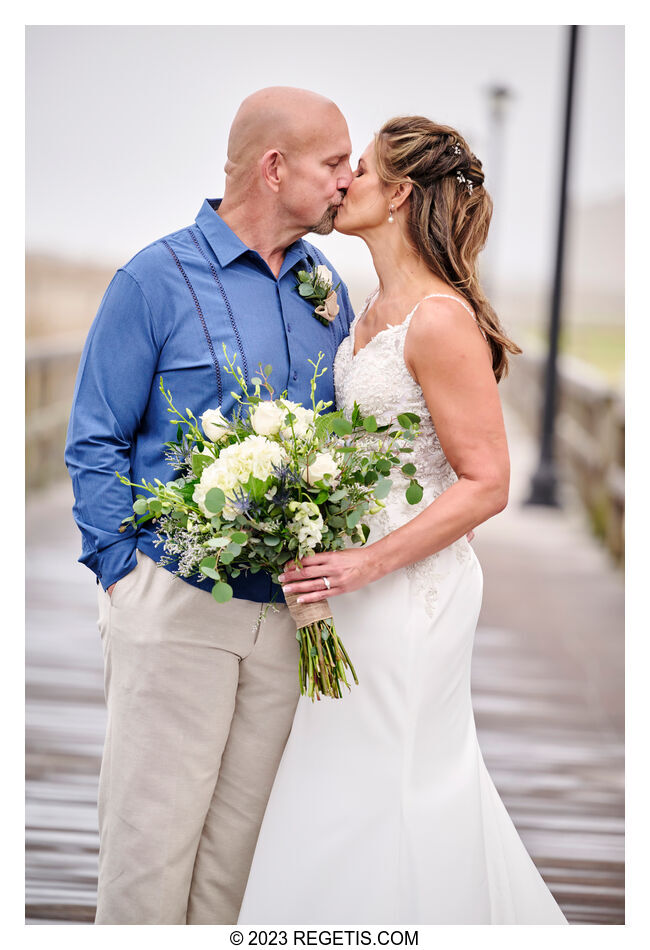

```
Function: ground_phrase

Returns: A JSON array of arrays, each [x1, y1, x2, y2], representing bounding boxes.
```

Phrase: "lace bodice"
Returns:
[[333, 289, 476, 614]]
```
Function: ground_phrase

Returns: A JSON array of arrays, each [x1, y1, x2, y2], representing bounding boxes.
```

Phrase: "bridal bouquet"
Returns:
[[116, 347, 421, 701]]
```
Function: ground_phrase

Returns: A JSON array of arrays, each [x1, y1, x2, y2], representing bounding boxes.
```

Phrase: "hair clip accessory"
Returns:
[[456, 170, 474, 195]]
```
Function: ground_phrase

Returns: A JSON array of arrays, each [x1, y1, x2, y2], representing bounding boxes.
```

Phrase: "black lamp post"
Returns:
[[526, 25, 580, 507]]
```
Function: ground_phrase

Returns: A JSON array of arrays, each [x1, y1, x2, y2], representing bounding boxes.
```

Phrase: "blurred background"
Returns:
[[25, 25, 624, 924]]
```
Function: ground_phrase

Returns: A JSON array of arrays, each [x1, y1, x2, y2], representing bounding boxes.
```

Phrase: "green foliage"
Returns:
[[406, 481, 424, 505], [205, 487, 225, 513], [211, 581, 233, 603]]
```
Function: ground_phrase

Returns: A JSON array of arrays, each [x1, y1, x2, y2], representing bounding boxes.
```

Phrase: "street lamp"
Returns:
[[482, 85, 513, 297], [526, 25, 580, 507]]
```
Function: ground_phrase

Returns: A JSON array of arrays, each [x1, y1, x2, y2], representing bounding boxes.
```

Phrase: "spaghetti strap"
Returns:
[[406, 293, 476, 321], [406, 293, 488, 342]]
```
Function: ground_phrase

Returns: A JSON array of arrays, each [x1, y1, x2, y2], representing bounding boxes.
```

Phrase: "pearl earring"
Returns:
[[388, 204, 395, 224]]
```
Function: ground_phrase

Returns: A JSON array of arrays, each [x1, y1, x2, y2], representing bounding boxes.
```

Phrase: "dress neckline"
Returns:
[[351, 290, 476, 360]]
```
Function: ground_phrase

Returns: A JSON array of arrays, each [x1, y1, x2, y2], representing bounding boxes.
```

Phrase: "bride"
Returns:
[[238, 116, 568, 924]]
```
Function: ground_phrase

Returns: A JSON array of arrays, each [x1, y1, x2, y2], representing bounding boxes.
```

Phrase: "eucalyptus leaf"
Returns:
[[401, 463, 417, 477], [211, 581, 233, 603], [406, 481, 424, 505], [373, 478, 393, 500], [133, 498, 149, 515], [204, 487, 225, 513], [346, 509, 362, 529], [231, 531, 248, 544], [328, 488, 346, 502], [200, 564, 221, 580], [363, 416, 378, 432], [299, 282, 314, 297]]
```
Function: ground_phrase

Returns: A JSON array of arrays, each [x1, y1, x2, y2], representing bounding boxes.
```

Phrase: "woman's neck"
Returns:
[[363, 225, 449, 303]]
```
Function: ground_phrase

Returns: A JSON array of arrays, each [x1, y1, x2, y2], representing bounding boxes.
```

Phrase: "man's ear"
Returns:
[[261, 149, 283, 193], [392, 181, 413, 210]]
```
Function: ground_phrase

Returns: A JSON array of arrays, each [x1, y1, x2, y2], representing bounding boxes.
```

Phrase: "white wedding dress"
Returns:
[[238, 292, 568, 924]]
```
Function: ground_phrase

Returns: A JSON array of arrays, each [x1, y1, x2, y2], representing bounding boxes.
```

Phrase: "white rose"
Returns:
[[302, 451, 341, 488], [314, 264, 333, 287], [250, 401, 286, 436], [279, 401, 316, 440], [201, 408, 231, 443]]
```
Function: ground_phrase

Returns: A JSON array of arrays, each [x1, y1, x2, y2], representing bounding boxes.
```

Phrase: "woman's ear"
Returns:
[[392, 181, 413, 211], [261, 149, 283, 193]]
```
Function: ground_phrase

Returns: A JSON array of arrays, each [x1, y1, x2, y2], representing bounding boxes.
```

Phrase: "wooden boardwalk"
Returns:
[[26, 414, 624, 924]]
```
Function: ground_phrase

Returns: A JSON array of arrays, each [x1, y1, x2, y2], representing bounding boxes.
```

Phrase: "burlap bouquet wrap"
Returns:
[[283, 590, 333, 626]]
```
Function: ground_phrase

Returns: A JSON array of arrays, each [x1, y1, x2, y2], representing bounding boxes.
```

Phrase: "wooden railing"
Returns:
[[501, 346, 625, 563], [25, 338, 84, 490]]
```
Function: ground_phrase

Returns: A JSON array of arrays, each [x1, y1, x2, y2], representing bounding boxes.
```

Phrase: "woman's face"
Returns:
[[334, 140, 391, 236]]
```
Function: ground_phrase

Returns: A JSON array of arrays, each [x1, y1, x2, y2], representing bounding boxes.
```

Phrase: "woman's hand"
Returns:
[[279, 548, 378, 604], [280, 526, 474, 603]]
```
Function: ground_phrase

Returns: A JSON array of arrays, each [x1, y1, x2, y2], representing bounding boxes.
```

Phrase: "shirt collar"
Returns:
[[195, 198, 314, 273]]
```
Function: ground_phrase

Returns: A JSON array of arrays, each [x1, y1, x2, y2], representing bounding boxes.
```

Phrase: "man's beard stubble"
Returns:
[[309, 203, 340, 236]]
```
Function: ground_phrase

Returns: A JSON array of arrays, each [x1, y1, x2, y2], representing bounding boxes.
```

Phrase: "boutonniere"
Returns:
[[295, 265, 340, 327]]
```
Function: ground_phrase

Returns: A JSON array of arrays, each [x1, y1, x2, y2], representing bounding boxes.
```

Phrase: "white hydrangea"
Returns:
[[193, 435, 287, 519]]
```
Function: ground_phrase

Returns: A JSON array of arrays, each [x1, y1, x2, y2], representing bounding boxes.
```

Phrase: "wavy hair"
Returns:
[[375, 115, 521, 380]]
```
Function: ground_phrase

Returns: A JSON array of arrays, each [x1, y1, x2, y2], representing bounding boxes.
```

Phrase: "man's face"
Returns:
[[281, 112, 353, 235]]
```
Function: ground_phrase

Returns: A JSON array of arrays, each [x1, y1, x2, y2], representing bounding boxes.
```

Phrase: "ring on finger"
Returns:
[[323, 576, 331, 590]]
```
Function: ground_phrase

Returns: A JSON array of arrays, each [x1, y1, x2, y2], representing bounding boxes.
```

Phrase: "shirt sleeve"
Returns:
[[64, 268, 160, 590]]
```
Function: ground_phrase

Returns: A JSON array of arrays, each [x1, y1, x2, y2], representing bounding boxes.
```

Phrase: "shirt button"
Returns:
[[292, 372, 298, 381], [287, 324, 291, 332]]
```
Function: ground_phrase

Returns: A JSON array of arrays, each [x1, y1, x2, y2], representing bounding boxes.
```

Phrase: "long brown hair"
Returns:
[[375, 116, 521, 381]]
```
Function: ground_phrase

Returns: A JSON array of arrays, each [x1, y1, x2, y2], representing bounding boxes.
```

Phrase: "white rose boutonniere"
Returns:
[[295, 264, 341, 326]]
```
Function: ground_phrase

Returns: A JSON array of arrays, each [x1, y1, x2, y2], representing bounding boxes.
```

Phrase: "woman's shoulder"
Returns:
[[407, 293, 477, 336], [404, 294, 488, 371]]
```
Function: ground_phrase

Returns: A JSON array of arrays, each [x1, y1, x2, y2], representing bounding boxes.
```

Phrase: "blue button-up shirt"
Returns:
[[65, 199, 355, 602]]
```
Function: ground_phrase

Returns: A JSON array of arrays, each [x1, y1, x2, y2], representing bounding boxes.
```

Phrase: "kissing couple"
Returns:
[[66, 86, 567, 925]]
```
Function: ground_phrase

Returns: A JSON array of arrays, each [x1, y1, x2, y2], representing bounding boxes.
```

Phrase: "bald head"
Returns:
[[225, 87, 345, 179], [218, 87, 352, 248]]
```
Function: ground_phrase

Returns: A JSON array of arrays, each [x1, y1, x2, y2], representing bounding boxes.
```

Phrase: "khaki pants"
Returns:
[[95, 551, 300, 924]]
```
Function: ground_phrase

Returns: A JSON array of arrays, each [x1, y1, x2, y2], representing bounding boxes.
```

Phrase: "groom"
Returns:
[[65, 87, 354, 924]]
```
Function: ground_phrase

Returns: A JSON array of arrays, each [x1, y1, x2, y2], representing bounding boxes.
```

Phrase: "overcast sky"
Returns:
[[26, 24, 623, 291]]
